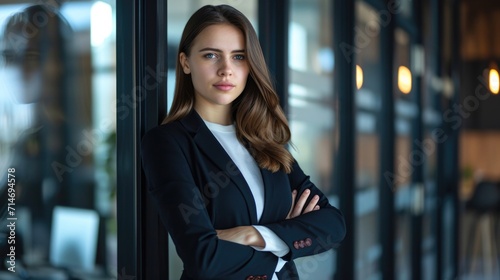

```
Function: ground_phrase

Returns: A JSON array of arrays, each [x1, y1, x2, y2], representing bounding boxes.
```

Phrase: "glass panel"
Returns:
[[0, 0, 117, 278], [166, 1, 257, 278], [421, 3, 439, 277], [399, 0, 413, 20], [422, 130, 438, 280], [354, 2, 382, 279], [394, 27, 415, 279], [288, 0, 337, 278]]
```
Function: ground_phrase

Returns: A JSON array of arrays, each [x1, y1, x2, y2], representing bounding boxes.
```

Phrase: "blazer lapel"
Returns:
[[180, 110, 258, 224], [259, 168, 292, 224], [259, 169, 275, 224]]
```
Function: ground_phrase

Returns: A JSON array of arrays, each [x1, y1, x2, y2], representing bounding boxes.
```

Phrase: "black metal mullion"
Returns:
[[333, 1, 356, 279], [116, 0, 139, 278], [139, 0, 168, 279], [258, 0, 289, 114], [378, 1, 396, 279], [117, 0, 168, 278]]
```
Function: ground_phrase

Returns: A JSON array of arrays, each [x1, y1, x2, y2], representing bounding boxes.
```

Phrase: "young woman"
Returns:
[[141, 4, 345, 280]]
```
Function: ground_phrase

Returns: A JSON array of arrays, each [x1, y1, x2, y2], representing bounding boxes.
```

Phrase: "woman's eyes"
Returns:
[[204, 53, 218, 59], [233, 54, 245, 60], [202, 53, 245, 60]]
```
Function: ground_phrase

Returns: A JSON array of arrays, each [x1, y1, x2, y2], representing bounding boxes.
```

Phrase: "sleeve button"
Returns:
[[305, 238, 312, 246]]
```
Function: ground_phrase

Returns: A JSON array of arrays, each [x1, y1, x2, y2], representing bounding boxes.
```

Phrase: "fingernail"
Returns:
[[292, 190, 297, 194], [314, 195, 319, 200], [305, 189, 310, 194]]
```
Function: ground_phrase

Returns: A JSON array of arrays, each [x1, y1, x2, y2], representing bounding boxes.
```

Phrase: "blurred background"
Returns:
[[0, 0, 116, 279], [1, 0, 500, 279]]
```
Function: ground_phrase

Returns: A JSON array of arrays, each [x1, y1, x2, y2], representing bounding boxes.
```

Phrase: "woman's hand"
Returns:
[[286, 189, 320, 219], [216, 189, 320, 246], [216, 226, 265, 247]]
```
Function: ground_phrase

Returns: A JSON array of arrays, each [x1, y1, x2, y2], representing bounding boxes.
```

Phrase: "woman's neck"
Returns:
[[194, 104, 232, 125]]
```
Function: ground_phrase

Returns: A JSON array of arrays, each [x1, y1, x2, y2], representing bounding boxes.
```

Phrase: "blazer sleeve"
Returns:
[[264, 160, 346, 261], [141, 126, 277, 280]]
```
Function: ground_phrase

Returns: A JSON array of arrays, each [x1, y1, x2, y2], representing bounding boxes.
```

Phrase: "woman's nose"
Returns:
[[217, 58, 233, 76]]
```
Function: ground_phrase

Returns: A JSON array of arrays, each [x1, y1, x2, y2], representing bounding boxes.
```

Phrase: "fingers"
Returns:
[[290, 189, 311, 218], [303, 194, 320, 214], [291, 189, 297, 205], [286, 190, 297, 219], [287, 189, 321, 219]]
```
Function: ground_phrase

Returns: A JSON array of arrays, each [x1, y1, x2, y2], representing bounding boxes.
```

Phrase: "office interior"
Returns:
[[0, 0, 499, 279]]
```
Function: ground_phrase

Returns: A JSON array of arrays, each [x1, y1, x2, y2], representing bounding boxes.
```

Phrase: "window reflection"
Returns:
[[288, 0, 338, 278], [354, 2, 382, 279], [394, 26, 415, 279], [0, 1, 116, 279], [421, 7, 440, 273], [289, 0, 336, 193]]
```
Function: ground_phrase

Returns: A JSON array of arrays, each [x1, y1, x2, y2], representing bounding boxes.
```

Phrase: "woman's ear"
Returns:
[[179, 52, 191, 74]]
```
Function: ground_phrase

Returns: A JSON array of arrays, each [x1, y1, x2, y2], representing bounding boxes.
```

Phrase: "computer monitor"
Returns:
[[50, 206, 99, 272]]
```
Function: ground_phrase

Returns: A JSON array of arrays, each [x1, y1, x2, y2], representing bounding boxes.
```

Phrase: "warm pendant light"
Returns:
[[398, 66, 412, 94], [488, 64, 499, 94], [356, 64, 363, 90]]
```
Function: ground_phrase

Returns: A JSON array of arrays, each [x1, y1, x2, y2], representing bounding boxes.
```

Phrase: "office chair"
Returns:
[[465, 181, 500, 278]]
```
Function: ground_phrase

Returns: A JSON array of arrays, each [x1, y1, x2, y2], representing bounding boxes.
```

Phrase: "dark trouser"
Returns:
[[276, 261, 299, 280]]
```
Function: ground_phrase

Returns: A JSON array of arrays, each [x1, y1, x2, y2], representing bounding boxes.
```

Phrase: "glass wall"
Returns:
[[0, 1, 462, 279], [0, 1, 117, 279], [288, 0, 338, 278], [422, 4, 440, 276], [422, 77, 439, 280], [393, 26, 416, 279], [354, 2, 382, 279]]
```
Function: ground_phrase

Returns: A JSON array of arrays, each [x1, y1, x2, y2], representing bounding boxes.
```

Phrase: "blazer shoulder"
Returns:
[[142, 111, 203, 144], [141, 121, 194, 148]]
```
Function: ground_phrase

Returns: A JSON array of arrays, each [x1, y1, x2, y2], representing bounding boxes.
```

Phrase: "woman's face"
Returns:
[[2, 20, 62, 104], [180, 24, 249, 112], [1, 23, 43, 104]]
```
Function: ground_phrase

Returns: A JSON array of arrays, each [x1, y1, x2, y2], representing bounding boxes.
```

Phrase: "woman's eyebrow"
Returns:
[[198, 47, 245, 53]]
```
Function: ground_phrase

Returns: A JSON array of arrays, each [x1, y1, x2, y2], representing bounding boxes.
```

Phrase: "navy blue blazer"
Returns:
[[141, 110, 346, 280]]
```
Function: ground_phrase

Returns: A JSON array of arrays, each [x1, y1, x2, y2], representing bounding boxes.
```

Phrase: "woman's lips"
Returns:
[[214, 82, 235, 91]]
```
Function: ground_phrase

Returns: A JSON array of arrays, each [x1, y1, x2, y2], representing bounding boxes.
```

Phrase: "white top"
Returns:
[[204, 120, 289, 278]]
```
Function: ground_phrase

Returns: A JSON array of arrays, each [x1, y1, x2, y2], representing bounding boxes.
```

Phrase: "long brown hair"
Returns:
[[164, 4, 293, 173]]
